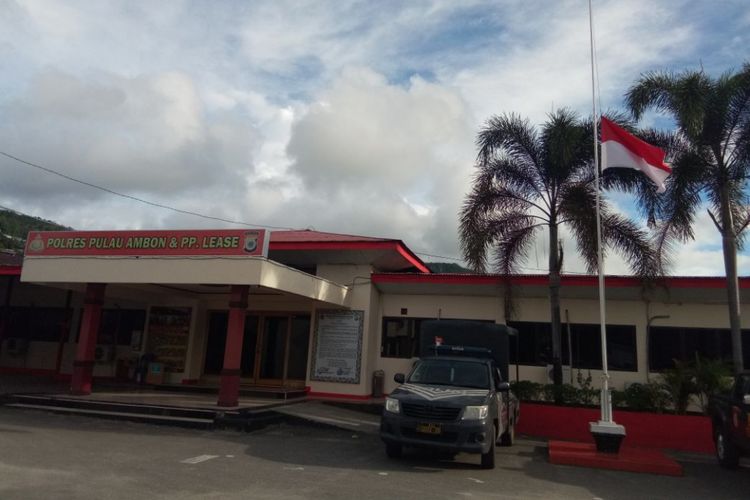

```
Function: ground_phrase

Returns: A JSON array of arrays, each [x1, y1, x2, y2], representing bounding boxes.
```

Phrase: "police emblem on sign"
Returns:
[[28, 233, 45, 253], [243, 231, 259, 253]]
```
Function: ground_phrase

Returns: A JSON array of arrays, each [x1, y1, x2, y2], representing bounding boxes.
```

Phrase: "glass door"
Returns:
[[241, 315, 259, 381], [257, 316, 288, 385], [285, 316, 311, 388], [203, 312, 260, 382], [255, 314, 311, 387]]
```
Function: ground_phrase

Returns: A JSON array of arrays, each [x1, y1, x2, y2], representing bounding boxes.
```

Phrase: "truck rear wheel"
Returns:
[[481, 425, 496, 469], [385, 443, 402, 459], [715, 427, 739, 469]]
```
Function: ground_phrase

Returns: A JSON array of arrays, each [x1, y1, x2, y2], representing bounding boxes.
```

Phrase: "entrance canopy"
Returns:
[[20, 229, 349, 307]]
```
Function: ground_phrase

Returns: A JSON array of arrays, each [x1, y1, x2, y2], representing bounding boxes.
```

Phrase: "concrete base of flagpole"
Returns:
[[590, 421, 626, 454]]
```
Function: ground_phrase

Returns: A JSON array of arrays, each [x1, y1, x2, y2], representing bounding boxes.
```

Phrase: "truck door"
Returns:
[[734, 375, 750, 450], [494, 367, 507, 435]]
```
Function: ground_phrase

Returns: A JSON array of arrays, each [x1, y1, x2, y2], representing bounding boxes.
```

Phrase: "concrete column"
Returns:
[[71, 283, 106, 395], [217, 285, 249, 407]]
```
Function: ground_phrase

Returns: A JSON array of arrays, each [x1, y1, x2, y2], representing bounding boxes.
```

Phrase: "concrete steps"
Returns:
[[3, 394, 219, 429], [153, 383, 308, 400]]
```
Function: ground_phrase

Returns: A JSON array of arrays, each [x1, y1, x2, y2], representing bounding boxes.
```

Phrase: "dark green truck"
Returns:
[[710, 372, 750, 468], [379, 320, 519, 469]]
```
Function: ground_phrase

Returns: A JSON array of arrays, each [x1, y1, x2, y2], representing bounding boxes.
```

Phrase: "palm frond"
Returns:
[[626, 69, 713, 143], [557, 182, 598, 272], [600, 211, 659, 278], [493, 222, 540, 276], [724, 63, 750, 174], [541, 109, 590, 190], [459, 176, 533, 271], [477, 114, 541, 174], [485, 157, 547, 210]]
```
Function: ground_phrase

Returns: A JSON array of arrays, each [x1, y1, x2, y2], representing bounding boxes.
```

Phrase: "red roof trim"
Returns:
[[271, 241, 394, 251], [394, 243, 431, 274], [0, 266, 22, 276], [269, 240, 430, 273], [372, 273, 748, 289]]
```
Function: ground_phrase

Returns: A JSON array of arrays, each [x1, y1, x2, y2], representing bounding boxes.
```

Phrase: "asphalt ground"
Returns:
[[1, 407, 749, 500]]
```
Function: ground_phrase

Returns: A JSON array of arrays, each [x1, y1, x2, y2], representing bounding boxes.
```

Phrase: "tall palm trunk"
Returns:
[[548, 221, 563, 394], [720, 187, 744, 373]]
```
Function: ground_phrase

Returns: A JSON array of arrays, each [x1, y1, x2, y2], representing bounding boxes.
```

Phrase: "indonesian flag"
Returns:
[[600, 116, 672, 193]]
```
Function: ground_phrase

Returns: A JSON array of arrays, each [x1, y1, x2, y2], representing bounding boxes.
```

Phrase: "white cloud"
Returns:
[[0, 0, 746, 276], [277, 67, 475, 256], [448, 0, 694, 126]]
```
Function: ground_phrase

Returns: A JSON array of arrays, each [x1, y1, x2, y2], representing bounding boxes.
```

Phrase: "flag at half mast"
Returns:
[[600, 116, 672, 193]]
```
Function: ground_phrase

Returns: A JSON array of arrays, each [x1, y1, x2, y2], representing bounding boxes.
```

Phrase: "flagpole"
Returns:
[[588, 0, 625, 452]]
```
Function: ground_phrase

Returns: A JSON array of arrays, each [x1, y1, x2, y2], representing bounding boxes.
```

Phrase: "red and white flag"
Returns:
[[600, 116, 672, 193]]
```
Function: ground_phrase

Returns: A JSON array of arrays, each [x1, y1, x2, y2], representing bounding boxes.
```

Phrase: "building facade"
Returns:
[[1, 229, 748, 404]]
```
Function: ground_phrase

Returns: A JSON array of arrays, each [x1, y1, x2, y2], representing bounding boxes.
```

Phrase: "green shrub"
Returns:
[[510, 380, 543, 401], [660, 360, 696, 414], [692, 354, 732, 414], [542, 383, 579, 405], [611, 389, 626, 408], [622, 382, 669, 413], [574, 371, 598, 406]]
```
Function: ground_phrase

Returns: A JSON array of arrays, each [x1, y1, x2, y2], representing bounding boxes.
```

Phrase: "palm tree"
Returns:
[[460, 109, 656, 393], [625, 64, 750, 373]]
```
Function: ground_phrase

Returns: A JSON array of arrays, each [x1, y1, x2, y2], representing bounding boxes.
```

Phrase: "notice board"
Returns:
[[145, 306, 192, 373], [310, 310, 364, 384]]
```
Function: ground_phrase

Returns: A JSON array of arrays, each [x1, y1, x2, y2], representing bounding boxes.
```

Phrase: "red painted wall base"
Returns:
[[516, 402, 714, 454]]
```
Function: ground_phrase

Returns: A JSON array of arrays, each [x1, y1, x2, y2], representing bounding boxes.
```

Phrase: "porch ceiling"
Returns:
[[20, 256, 349, 307]]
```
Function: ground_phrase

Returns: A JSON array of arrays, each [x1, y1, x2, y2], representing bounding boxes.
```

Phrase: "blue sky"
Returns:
[[0, 0, 747, 275]]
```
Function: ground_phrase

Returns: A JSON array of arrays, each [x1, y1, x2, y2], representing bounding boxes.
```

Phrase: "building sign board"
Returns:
[[24, 229, 269, 257], [310, 310, 364, 384]]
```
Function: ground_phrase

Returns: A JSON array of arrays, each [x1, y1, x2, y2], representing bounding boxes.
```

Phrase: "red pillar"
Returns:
[[71, 283, 106, 395], [218, 285, 249, 407]]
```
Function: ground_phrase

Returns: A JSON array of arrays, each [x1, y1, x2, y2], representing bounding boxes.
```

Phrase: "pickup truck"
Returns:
[[380, 342, 519, 469], [709, 372, 750, 468]]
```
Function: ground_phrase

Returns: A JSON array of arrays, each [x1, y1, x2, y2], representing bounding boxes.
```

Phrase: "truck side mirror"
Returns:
[[394, 373, 405, 384], [743, 394, 750, 405], [497, 381, 510, 392]]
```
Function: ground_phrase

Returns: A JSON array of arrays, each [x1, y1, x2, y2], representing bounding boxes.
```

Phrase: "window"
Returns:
[[508, 321, 553, 366], [381, 317, 426, 358], [3, 307, 68, 342], [567, 323, 637, 372], [649, 326, 750, 371], [97, 309, 147, 346], [408, 359, 489, 389], [508, 321, 637, 371]]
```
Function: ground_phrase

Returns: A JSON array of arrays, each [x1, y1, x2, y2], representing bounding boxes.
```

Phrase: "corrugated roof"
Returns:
[[0, 251, 22, 267], [371, 273, 749, 288], [270, 230, 392, 243]]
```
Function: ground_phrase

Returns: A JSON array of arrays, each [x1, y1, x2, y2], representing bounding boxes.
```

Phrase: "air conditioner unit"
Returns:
[[94, 345, 115, 363], [5, 338, 29, 356]]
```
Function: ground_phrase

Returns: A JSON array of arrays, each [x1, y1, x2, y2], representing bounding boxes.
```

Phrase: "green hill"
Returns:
[[426, 262, 474, 273], [0, 208, 71, 251]]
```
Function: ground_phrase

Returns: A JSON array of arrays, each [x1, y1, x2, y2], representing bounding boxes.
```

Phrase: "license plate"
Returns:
[[416, 423, 442, 435]]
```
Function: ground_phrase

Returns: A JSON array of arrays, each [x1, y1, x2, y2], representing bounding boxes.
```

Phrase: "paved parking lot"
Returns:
[[1, 407, 749, 500]]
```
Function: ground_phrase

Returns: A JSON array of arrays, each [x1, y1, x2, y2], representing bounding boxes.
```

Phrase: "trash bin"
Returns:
[[372, 369, 385, 398], [136, 353, 155, 384], [146, 362, 165, 385]]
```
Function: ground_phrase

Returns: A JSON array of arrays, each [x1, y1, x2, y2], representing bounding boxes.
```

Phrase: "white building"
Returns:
[[1, 228, 748, 404]]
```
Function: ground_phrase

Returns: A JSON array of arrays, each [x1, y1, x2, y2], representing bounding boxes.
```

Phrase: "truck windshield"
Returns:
[[408, 359, 489, 389]]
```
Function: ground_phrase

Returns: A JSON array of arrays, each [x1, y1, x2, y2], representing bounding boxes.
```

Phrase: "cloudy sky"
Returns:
[[0, 0, 748, 276]]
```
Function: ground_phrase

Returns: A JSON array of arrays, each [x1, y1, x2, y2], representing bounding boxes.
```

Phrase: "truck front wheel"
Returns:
[[481, 425, 497, 469], [715, 427, 739, 469]]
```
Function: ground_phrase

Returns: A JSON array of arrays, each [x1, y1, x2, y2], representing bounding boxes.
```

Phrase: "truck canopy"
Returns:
[[418, 320, 515, 381]]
